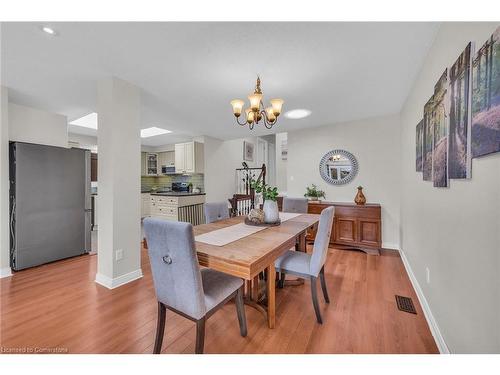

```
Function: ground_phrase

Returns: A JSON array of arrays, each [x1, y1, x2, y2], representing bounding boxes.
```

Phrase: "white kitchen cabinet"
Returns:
[[141, 152, 146, 175], [164, 151, 175, 166], [149, 194, 205, 224], [158, 152, 166, 169], [141, 193, 151, 217], [146, 153, 158, 175], [158, 151, 175, 169], [174, 143, 185, 172], [174, 141, 204, 174]]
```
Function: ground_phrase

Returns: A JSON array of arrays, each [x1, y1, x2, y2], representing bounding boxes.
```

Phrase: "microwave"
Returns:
[[161, 165, 176, 175]]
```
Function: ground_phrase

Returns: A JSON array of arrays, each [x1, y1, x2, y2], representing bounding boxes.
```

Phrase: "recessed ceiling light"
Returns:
[[41, 26, 57, 36], [69, 113, 97, 129], [141, 127, 172, 138], [284, 109, 311, 119]]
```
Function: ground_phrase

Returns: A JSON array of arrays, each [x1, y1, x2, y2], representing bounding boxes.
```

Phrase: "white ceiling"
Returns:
[[1, 22, 439, 146]]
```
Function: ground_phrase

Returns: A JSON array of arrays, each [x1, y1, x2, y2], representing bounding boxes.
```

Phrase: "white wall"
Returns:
[[400, 22, 500, 353], [68, 133, 97, 152], [9, 103, 68, 148], [203, 135, 263, 203], [287, 115, 401, 249], [0, 86, 11, 277]]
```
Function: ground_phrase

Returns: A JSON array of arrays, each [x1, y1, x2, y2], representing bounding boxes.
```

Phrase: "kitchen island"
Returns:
[[148, 192, 206, 225]]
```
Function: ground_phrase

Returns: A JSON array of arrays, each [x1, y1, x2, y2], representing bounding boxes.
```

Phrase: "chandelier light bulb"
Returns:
[[248, 93, 262, 112], [265, 107, 276, 122], [246, 108, 255, 124], [230, 99, 244, 117], [270, 99, 284, 116]]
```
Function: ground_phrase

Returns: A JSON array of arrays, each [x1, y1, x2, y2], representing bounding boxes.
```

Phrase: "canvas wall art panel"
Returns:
[[471, 26, 500, 158], [448, 42, 473, 178], [432, 70, 449, 187], [416, 119, 423, 172], [422, 96, 434, 181]]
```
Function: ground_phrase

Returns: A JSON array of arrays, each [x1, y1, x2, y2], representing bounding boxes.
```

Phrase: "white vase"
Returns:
[[263, 200, 279, 223]]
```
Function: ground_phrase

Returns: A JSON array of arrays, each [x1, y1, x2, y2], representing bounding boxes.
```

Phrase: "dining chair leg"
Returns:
[[278, 271, 286, 289], [310, 276, 323, 324], [153, 302, 166, 354], [235, 287, 248, 337], [195, 317, 206, 354], [319, 266, 330, 303]]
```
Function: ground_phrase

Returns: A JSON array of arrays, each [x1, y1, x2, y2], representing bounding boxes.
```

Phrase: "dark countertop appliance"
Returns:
[[150, 182, 205, 197], [172, 182, 189, 193]]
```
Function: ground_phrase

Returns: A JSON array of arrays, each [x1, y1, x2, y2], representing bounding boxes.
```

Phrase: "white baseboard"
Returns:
[[399, 248, 450, 354], [0, 267, 12, 278], [382, 242, 400, 251], [95, 268, 143, 289]]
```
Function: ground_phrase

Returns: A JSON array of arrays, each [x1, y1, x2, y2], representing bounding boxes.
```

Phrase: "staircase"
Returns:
[[229, 163, 266, 216]]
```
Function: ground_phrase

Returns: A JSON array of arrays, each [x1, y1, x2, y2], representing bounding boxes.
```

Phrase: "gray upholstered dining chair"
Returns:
[[143, 218, 247, 354], [204, 201, 230, 223], [282, 197, 309, 214], [275, 206, 334, 324], [282, 197, 309, 252]]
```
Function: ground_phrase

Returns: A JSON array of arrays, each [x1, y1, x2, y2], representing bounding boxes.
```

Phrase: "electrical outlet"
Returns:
[[426, 267, 430, 284], [290, 175, 294, 181], [115, 249, 124, 261]]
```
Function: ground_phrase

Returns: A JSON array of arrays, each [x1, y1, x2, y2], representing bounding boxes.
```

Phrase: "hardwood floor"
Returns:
[[0, 246, 438, 354]]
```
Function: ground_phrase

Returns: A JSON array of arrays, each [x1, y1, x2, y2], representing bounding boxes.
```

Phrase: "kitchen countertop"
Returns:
[[150, 192, 206, 196]]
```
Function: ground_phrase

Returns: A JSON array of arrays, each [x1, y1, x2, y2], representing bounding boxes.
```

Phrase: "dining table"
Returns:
[[193, 212, 320, 329]]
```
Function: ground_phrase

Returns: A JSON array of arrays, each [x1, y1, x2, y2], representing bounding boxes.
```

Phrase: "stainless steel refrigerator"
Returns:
[[9, 141, 92, 271]]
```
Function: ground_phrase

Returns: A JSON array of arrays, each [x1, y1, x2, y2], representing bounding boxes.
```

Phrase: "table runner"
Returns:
[[195, 212, 301, 246]]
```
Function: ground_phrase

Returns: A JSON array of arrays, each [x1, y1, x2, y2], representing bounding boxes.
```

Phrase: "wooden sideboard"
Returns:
[[307, 201, 382, 255]]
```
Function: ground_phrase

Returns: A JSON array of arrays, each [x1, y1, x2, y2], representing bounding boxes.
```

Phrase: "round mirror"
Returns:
[[319, 149, 358, 185]]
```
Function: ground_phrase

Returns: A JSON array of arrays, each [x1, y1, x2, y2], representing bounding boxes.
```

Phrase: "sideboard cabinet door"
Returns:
[[358, 219, 381, 247], [335, 218, 357, 244]]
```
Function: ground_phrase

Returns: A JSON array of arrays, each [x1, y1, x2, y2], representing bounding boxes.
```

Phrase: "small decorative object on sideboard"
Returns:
[[304, 184, 326, 201], [251, 179, 280, 224], [354, 186, 366, 205], [247, 208, 265, 224]]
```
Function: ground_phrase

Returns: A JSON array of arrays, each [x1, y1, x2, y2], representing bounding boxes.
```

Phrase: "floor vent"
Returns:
[[395, 295, 417, 314]]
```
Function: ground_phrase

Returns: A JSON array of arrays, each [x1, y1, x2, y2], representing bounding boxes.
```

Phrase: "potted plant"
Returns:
[[304, 184, 325, 201], [251, 180, 280, 223]]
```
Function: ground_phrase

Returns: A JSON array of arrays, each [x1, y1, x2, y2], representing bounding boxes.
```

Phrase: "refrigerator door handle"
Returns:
[[84, 150, 91, 210], [84, 209, 92, 253]]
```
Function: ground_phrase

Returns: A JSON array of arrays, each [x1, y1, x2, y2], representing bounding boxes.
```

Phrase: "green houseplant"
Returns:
[[251, 180, 280, 223], [304, 184, 326, 201]]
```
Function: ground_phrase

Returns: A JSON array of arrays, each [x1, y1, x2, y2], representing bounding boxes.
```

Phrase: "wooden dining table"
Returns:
[[193, 213, 320, 329]]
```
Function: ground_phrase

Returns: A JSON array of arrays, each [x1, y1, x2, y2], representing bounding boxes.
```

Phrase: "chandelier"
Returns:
[[230, 77, 284, 130]]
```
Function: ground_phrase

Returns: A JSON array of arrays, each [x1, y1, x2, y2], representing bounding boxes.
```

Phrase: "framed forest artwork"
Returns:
[[448, 42, 473, 179], [416, 119, 423, 172], [432, 70, 449, 188], [422, 96, 434, 181], [471, 26, 500, 158]]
